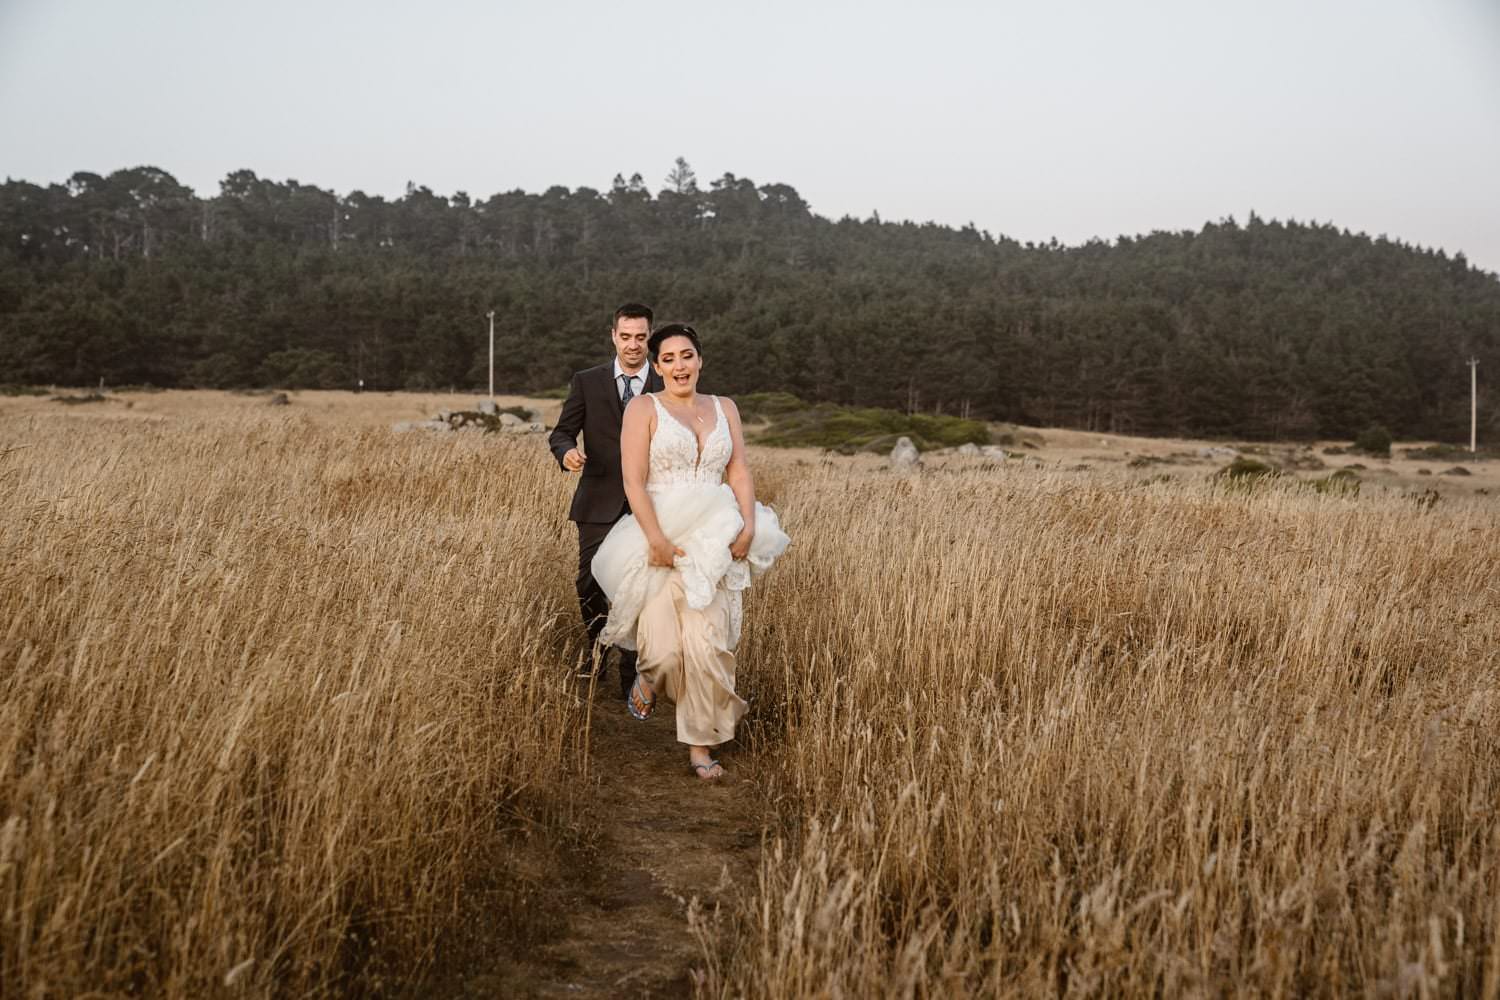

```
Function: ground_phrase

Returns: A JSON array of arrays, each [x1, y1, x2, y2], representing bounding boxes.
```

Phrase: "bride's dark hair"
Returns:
[[648, 323, 702, 363]]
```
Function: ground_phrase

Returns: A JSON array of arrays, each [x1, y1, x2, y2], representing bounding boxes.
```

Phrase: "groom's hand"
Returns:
[[563, 447, 586, 472]]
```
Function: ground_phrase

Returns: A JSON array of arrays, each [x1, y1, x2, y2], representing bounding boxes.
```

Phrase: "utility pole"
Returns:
[[1468, 357, 1479, 454], [487, 310, 497, 402]]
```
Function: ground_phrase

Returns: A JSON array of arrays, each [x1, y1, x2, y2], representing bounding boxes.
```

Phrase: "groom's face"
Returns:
[[612, 317, 650, 372]]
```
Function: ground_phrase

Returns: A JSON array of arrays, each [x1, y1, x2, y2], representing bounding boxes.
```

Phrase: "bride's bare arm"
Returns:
[[722, 397, 756, 559], [620, 397, 681, 567]]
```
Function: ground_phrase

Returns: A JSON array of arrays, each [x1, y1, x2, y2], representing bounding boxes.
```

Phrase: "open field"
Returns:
[[9, 387, 1493, 495], [2, 390, 1498, 996]]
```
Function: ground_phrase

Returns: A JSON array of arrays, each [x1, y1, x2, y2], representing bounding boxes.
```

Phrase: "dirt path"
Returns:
[[425, 676, 767, 999]]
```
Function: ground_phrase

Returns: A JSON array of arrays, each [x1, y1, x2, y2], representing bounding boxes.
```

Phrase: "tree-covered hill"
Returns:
[[2, 162, 1495, 440]]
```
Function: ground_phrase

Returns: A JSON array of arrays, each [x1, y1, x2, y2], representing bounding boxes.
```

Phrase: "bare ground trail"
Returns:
[[418, 676, 767, 999]]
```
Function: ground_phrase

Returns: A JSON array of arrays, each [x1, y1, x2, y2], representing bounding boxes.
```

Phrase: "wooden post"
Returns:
[[487, 311, 497, 402], [1468, 358, 1479, 454]]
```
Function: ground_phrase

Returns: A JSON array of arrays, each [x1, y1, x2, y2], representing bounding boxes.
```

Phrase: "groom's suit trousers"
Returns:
[[576, 520, 637, 681]]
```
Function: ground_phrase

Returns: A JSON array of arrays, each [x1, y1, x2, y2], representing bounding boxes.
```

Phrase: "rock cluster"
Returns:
[[954, 442, 1009, 462], [889, 438, 1009, 472], [393, 401, 546, 435]]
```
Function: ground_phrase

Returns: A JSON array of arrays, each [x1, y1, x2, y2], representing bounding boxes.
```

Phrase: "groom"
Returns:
[[549, 302, 664, 696]]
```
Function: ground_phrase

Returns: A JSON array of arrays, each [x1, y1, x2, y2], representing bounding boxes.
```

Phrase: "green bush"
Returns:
[[1353, 424, 1392, 457], [1215, 457, 1279, 485], [736, 392, 806, 423], [1309, 468, 1361, 496], [1403, 443, 1494, 461], [755, 401, 990, 453]]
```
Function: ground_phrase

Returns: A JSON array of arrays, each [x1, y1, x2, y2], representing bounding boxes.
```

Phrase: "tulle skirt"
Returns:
[[592, 483, 790, 651]]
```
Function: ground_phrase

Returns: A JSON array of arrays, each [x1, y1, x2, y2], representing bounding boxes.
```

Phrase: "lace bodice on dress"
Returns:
[[647, 394, 732, 494]]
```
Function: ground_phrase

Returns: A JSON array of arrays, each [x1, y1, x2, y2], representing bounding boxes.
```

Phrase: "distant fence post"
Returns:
[[487, 310, 497, 402], [1468, 357, 1479, 454]]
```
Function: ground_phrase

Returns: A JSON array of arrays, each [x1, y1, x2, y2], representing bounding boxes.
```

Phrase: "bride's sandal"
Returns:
[[691, 759, 724, 781], [627, 675, 656, 721]]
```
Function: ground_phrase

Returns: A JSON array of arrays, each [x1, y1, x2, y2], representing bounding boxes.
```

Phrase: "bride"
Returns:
[[591, 323, 790, 781]]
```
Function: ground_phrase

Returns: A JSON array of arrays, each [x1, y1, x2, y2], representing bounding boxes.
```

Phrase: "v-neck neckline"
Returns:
[[653, 393, 719, 465]]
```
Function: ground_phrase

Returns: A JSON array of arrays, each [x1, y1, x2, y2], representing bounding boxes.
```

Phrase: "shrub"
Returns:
[[755, 402, 989, 453], [737, 392, 806, 423], [907, 412, 990, 449], [1353, 424, 1392, 457], [1310, 468, 1361, 496], [1217, 456, 1279, 482], [1404, 443, 1494, 462]]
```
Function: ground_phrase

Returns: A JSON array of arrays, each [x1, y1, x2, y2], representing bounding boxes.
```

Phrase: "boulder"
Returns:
[[981, 445, 1008, 462], [267, 392, 290, 406], [499, 412, 524, 428], [956, 443, 980, 457], [890, 436, 921, 472], [478, 399, 498, 415], [1197, 446, 1239, 460]]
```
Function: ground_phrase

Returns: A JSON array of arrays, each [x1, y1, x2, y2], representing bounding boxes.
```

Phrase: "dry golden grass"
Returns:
[[1, 404, 588, 995], [3, 391, 1499, 996], [708, 466, 1500, 996]]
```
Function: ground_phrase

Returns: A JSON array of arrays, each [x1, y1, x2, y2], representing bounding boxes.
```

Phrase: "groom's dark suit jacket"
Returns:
[[549, 362, 664, 524]]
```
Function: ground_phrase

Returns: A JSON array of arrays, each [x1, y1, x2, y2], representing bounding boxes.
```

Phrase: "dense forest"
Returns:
[[1, 161, 1495, 440]]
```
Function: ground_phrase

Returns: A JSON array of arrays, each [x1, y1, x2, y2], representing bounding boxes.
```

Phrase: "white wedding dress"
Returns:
[[592, 393, 790, 653]]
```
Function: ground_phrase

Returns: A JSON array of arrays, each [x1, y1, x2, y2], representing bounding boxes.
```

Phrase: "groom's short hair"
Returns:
[[613, 303, 653, 329]]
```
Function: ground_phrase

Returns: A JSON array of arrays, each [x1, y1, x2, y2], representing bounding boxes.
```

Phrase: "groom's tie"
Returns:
[[619, 373, 635, 404]]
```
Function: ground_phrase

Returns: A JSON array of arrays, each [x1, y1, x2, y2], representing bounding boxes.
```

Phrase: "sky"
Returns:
[[2, 0, 1498, 271]]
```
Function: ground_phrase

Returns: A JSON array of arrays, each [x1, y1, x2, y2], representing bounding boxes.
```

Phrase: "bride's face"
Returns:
[[654, 336, 702, 396]]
